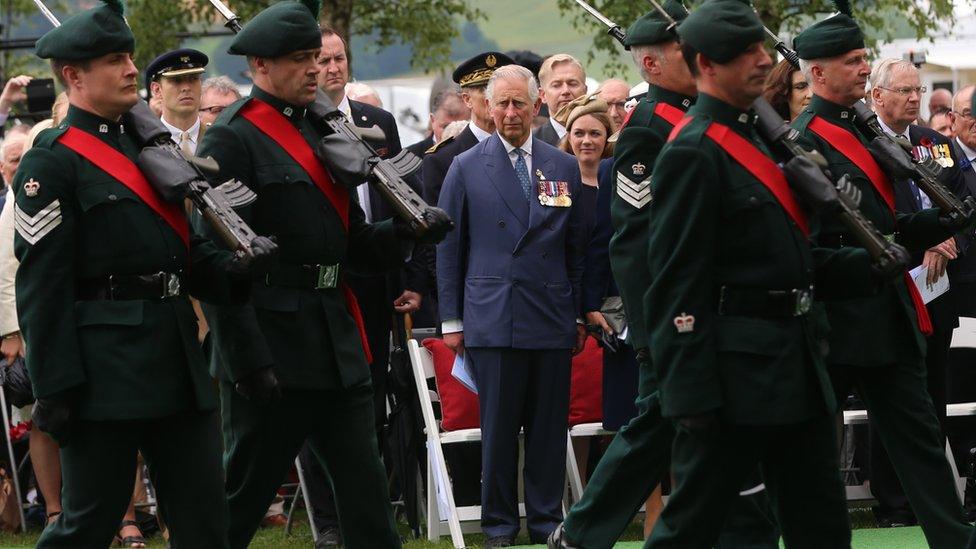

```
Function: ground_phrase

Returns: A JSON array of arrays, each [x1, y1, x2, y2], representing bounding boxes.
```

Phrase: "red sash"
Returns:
[[807, 115, 933, 336], [669, 118, 809, 235], [58, 127, 189, 247], [240, 98, 373, 363], [653, 102, 685, 127]]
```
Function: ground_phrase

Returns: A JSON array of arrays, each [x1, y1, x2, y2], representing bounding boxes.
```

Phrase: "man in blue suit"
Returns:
[[436, 64, 587, 548]]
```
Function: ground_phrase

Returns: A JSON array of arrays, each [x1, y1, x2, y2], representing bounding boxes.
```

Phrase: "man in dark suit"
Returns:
[[949, 85, 976, 317], [405, 88, 469, 160], [301, 24, 428, 547], [533, 54, 587, 146], [869, 57, 971, 528], [437, 64, 586, 547]]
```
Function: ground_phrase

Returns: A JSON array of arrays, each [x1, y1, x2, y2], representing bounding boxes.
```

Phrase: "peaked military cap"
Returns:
[[793, 1, 864, 60], [229, 0, 322, 58], [677, 0, 765, 64], [35, 0, 134, 61], [452, 51, 517, 88], [623, 1, 688, 50], [145, 48, 208, 86]]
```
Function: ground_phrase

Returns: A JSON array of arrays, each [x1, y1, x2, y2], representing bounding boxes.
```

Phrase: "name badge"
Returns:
[[537, 181, 572, 207]]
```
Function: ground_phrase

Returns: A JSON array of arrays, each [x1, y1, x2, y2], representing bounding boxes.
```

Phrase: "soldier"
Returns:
[[643, 1, 877, 546], [195, 1, 417, 547], [145, 48, 209, 155], [14, 1, 274, 547], [790, 6, 974, 548], [551, 4, 776, 548]]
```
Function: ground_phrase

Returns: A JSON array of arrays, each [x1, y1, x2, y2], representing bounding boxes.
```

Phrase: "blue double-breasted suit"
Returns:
[[436, 132, 585, 541]]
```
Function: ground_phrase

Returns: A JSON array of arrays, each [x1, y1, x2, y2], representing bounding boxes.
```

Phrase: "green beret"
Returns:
[[229, 1, 322, 58], [676, 0, 765, 64], [793, 14, 865, 60], [35, 0, 134, 61], [623, 1, 688, 50]]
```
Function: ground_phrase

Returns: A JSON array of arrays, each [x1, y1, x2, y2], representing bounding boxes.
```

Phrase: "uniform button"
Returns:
[[548, 223, 555, 230], [513, 280, 520, 287], [498, 220, 506, 228], [544, 282, 550, 288], [108, 194, 117, 201], [748, 196, 760, 206], [542, 252, 548, 259]]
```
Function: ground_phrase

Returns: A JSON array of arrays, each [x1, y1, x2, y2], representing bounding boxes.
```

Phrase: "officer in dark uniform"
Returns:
[[421, 51, 515, 206], [551, 4, 776, 548], [196, 1, 416, 547], [13, 1, 271, 547], [643, 1, 878, 546], [791, 8, 974, 548]]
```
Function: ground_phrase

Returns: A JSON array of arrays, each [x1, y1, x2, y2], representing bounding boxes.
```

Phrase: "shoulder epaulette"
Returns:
[[426, 135, 455, 155]]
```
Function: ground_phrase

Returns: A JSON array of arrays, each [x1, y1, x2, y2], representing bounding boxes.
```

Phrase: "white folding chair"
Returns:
[[565, 422, 613, 503]]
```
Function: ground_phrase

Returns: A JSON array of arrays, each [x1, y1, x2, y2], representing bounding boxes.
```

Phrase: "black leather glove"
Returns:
[[871, 241, 911, 281], [31, 396, 74, 446], [393, 207, 454, 245], [676, 412, 720, 435], [234, 366, 282, 405], [228, 235, 278, 275]]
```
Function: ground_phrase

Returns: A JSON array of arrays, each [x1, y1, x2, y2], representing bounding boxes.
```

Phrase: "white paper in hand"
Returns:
[[451, 351, 477, 394], [909, 264, 950, 304]]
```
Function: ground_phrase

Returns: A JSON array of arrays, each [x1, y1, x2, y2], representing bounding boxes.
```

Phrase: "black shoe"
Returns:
[[315, 527, 342, 548], [547, 524, 581, 549], [485, 536, 514, 548]]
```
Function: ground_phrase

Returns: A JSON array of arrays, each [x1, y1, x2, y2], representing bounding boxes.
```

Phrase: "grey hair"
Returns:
[[798, 58, 818, 83], [869, 58, 917, 90], [630, 44, 666, 80], [953, 85, 976, 112], [201, 75, 242, 99], [485, 64, 540, 104], [0, 134, 26, 157]]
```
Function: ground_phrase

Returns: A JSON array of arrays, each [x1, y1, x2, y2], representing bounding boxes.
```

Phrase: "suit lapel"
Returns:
[[482, 134, 530, 229]]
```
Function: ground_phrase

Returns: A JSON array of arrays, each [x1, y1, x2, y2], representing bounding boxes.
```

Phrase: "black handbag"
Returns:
[[1, 357, 34, 408]]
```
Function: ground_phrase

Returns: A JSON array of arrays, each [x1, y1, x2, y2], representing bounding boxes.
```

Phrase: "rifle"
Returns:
[[642, 0, 910, 277], [207, 0, 453, 244], [850, 101, 976, 229], [31, 0, 266, 261], [573, 0, 627, 46]]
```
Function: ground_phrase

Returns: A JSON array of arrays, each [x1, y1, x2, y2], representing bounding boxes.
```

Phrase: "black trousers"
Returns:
[[869, 329, 951, 523]]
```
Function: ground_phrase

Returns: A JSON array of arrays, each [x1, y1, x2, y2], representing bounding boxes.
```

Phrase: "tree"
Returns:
[[555, 0, 957, 76]]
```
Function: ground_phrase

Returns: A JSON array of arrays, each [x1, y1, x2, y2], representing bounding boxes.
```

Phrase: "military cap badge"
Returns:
[[673, 312, 695, 333]]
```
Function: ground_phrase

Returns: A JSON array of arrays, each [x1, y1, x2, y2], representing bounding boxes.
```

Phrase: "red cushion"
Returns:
[[569, 337, 603, 426], [422, 339, 480, 431]]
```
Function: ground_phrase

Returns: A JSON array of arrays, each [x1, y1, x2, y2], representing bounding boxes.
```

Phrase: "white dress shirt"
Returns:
[[470, 121, 492, 143], [550, 118, 567, 140], [161, 116, 201, 155], [956, 137, 976, 167], [441, 133, 534, 335]]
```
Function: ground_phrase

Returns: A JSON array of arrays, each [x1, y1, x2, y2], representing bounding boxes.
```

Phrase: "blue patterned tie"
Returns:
[[515, 148, 531, 201]]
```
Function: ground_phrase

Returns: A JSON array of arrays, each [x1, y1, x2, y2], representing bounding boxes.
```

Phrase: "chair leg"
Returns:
[[565, 433, 584, 503], [945, 438, 965, 503], [426, 447, 438, 542], [292, 456, 319, 542], [0, 388, 26, 532]]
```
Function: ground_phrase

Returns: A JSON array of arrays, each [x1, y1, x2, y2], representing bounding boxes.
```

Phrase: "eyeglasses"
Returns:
[[199, 105, 227, 115], [952, 110, 975, 122], [877, 85, 927, 96]]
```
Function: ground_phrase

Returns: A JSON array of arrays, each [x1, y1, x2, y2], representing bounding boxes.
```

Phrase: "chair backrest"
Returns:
[[408, 339, 443, 441]]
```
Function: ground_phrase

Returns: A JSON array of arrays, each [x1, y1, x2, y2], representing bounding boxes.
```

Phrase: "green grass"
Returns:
[[0, 505, 932, 548]]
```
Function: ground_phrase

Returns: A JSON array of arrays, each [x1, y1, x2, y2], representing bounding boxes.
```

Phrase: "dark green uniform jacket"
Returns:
[[644, 94, 873, 424], [13, 106, 237, 420], [610, 84, 694, 350], [792, 95, 953, 367], [196, 87, 408, 390]]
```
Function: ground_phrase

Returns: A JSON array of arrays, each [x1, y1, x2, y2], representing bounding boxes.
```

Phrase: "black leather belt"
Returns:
[[264, 263, 341, 290], [77, 271, 184, 301], [717, 286, 814, 317], [819, 232, 896, 249]]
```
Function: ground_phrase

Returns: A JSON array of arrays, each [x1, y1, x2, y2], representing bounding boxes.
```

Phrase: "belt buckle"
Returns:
[[793, 288, 812, 316], [315, 264, 338, 290], [163, 272, 181, 298]]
